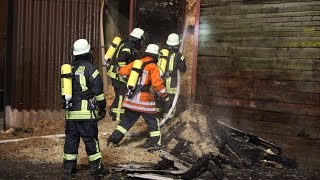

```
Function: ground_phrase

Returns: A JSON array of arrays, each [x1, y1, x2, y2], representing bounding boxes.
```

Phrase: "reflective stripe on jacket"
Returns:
[[119, 56, 166, 114]]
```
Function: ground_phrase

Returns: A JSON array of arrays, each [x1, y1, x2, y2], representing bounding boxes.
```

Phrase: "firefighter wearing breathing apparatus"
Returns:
[[161, 33, 187, 118], [107, 44, 170, 148], [104, 28, 145, 122], [62, 39, 107, 176]]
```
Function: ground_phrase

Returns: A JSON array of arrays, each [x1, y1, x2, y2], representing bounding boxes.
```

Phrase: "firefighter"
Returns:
[[162, 33, 187, 118], [63, 39, 107, 176], [106, 28, 145, 122], [107, 44, 170, 148]]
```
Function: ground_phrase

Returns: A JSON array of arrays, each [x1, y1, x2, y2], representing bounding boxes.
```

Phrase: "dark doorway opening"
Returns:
[[133, 0, 185, 47]]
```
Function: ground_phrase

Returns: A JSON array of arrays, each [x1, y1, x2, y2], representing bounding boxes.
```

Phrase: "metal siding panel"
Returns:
[[0, 0, 8, 110], [11, 0, 100, 110]]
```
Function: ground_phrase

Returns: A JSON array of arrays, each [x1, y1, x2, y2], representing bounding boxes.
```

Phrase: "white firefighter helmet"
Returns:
[[166, 33, 180, 46], [130, 28, 144, 39], [73, 39, 91, 55], [145, 44, 159, 55]]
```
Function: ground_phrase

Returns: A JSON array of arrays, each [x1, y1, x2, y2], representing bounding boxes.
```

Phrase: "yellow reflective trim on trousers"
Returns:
[[95, 93, 105, 101], [116, 95, 124, 121], [116, 125, 127, 134], [80, 74, 88, 91], [88, 152, 102, 161], [150, 131, 161, 137], [63, 153, 77, 160], [92, 70, 99, 79], [94, 139, 100, 153]]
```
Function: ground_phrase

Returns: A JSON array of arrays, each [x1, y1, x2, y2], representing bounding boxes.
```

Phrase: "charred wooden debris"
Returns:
[[110, 119, 302, 179]]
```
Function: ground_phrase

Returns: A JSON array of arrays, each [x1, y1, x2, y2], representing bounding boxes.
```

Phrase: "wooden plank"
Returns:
[[201, 13, 320, 22], [199, 26, 320, 36], [196, 76, 320, 94], [199, 96, 320, 116], [200, 29, 320, 37], [198, 56, 320, 71], [198, 68, 320, 82], [201, 0, 319, 7], [200, 1, 320, 16], [201, 21, 320, 32], [199, 36, 320, 48], [199, 46, 320, 59], [209, 106, 320, 128], [196, 82, 320, 106]]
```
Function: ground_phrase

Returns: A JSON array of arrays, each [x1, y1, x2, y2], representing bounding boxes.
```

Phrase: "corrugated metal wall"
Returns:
[[10, 0, 100, 110]]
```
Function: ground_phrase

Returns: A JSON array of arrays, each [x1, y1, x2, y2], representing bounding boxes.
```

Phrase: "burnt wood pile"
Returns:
[[109, 119, 319, 179]]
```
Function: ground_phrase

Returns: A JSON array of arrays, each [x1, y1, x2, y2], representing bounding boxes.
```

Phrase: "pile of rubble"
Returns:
[[108, 107, 319, 179]]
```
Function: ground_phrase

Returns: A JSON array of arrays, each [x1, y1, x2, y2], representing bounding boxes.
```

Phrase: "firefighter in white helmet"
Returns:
[[161, 33, 187, 119], [63, 39, 107, 177], [106, 28, 145, 122], [107, 44, 170, 149]]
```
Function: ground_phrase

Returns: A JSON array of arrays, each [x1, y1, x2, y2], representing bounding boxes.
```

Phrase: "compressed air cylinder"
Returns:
[[157, 49, 169, 76], [61, 64, 72, 102], [127, 60, 143, 91], [104, 36, 122, 60]]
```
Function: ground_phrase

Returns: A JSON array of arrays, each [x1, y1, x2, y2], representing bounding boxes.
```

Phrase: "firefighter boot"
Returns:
[[63, 160, 77, 175], [89, 159, 108, 177], [107, 133, 123, 147]]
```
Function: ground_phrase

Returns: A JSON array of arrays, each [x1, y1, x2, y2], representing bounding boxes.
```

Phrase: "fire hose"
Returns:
[[160, 70, 180, 126]]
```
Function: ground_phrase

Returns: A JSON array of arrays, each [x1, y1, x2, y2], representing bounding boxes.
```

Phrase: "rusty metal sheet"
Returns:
[[10, 0, 100, 110]]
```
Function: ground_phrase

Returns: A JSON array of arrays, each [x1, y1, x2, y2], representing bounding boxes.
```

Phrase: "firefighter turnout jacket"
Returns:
[[164, 50, 187, 94], [119, 56, 167, 114], [65, 57, 106, 120]]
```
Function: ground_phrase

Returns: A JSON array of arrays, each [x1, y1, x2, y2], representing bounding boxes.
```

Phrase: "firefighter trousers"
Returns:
[[108, 109, 161, 146], [63, 121, 102, 172], [110, 79, 127, 121]]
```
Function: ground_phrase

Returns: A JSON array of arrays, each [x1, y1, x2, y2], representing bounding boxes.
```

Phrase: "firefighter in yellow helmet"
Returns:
[[106, 28, 145, 122], [107, 44, 170, 148], [63, 39, 107, 177], [161, 33, 187, 118]]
